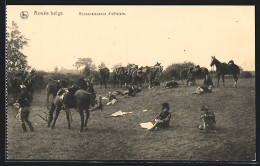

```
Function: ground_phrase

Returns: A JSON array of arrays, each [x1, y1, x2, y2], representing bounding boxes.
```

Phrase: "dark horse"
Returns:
[[48, 86, 96, 132], [193, 65, 209, 80], [210, 56, 240, 87], [113, 67, 126, 87], [99, 67, 110, 89]]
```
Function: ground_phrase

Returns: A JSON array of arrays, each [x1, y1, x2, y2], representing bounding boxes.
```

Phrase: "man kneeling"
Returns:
[[198, 106, 216, 132]]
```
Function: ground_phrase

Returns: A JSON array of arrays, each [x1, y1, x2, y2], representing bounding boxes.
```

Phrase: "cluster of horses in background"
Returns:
[[99, 62, 163, 89], [99, 56, 240, 90]]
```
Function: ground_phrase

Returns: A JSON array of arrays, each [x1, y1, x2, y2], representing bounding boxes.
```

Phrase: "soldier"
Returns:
[[95, 95, 103, 110], [148, 102, 172, 131], [198, 106, 216, 132], [16, 85, 34, 132], [204, 75, 213, 88]]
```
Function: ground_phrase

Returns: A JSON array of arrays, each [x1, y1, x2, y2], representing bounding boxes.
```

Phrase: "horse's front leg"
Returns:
[[51, 106, 61, 129], [46, 94, 50, 110], [222, 74, 225, 87], [105, 80, 107, 89], [84, 109, 90, 130], [48, 104, 55, 127], [233, 74, 238, 87], [217, 75, 220, 87]]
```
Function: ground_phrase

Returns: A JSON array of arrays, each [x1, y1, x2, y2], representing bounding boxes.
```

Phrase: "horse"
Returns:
[[193, 65, 209, 80], [47, 87, 96, 132], [210, 56, 240, 87], [114, 67, 126, 87], [99, 67, 110, 89], [146, 65, 163, 89], [46, 80, 63, 110]]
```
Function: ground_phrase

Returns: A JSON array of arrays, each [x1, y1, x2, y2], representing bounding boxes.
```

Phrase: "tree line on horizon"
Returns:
[[6, 21, 254, 90]]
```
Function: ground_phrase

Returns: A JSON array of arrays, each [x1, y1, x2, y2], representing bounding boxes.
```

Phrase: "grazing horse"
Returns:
[[99, 67, 110, 89], [193, 65, 209, 80], [46, 80, 63, 109], [210, 56, 240, 87], [48, 87, 96, 132]]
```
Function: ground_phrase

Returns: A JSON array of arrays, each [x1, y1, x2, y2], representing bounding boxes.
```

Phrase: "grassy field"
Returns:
[[6, 78, 255, 161]]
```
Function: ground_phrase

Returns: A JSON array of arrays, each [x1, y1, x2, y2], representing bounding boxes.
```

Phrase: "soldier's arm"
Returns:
[[162, 113, 171, 123]]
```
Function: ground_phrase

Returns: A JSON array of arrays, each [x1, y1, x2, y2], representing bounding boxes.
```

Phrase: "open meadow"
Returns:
[[6, 78, 255, 161]]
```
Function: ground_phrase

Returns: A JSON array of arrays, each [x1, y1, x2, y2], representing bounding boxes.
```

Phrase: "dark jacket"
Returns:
[[17, 91, 30, 107], [156, 111, 171, 128]]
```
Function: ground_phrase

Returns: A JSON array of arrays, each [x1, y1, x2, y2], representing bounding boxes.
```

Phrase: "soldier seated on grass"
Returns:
[[198, 105, 216, 133], [204, 75, 213, 88], [148, 102, 171, 131]]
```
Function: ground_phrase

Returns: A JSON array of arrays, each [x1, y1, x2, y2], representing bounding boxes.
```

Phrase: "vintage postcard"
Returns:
[[6, 5, 255, 161]]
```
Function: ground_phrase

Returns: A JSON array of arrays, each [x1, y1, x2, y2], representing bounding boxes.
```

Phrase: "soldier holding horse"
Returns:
[[210, 56, 240, 87]]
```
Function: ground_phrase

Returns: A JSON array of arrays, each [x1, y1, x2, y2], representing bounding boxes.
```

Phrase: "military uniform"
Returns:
[[148, 102, 171, 131], [198, 106, 216, 131], [17, 88, 34, 132], [204, 76, 213, 87]]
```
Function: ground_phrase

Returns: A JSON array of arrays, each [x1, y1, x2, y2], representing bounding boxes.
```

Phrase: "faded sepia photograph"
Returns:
[[6, 5, 255, 161]]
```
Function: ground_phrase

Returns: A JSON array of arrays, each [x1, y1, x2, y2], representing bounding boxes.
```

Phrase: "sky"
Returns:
[[6, 5, 255, 72]]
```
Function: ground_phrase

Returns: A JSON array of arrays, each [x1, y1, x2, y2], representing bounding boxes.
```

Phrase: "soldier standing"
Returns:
[[16, 85, 34, 132]]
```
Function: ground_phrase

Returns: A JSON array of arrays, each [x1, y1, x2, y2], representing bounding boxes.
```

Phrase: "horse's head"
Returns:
[[210, 56, 217, 67]]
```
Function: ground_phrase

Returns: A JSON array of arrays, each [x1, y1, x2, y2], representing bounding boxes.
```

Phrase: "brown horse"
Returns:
[[48, 88, 96, 132], [146, 65, 163, 89], [99, 67, 110, 89], [46, 80, 64, 109], [210, 56, 240, 87]]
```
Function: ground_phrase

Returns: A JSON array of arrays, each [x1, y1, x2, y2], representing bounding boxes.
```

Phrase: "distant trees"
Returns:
[[74, 58, 97, 76], [111, 63, 122, 71], [98, 62, 106, 69], [6, 21, 30, 73], [162, 61, 195, 81]]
